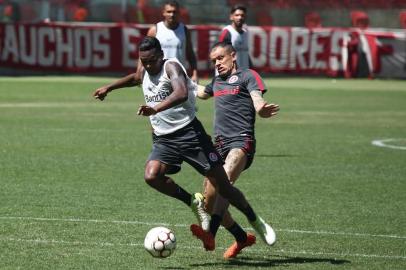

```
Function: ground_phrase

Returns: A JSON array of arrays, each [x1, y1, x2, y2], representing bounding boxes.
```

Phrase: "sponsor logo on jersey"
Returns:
[[209, 152, 218, 162], [213, 86, 240, 97], [228, 75, 239, 84], [145, 89, 171, 103]]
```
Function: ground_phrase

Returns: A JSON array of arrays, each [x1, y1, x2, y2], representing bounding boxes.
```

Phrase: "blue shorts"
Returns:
[[147, 118, 224, 176]]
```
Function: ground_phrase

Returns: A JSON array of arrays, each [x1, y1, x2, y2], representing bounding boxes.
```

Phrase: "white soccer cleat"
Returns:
[[190, 193, 211, 232], [250, 216, 276, 246]]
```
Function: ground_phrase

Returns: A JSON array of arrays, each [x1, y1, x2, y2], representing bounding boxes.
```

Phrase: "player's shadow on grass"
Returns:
[[190, 255, 350, 268]]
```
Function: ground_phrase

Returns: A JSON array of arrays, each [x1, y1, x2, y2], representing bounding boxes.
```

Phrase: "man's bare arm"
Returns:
[[185, 27, 198, 82], [146, 25, 157, 37], [249, 90, 280, 118], [138, 62, 189, 116], [93, 72, 142, 101], [195, 85, 211, 100]]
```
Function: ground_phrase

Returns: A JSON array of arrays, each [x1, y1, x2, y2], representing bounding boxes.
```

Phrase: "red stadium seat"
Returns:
[[350, 10, 369, 29], [256, 10, 273, 26], [18, 3, 37, 22], [400, 10, 406, 29], [141, 6, 162, 24], [108, 5, 126, 22], [179, 8, 190, 24], [304, 11, 322, 28]]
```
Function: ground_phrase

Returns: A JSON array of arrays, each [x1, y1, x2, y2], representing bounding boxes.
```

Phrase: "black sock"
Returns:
[[226, 222, 247, 243], [209, 214, 222, 237], [174, 185, 192, 206], [243, 204, 257, 222]]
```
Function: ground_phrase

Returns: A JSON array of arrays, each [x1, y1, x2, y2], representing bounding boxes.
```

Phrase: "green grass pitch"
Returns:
[[0, 76, 405, 270]]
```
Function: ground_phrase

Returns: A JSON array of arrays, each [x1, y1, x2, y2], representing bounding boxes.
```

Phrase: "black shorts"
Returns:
[[214, 135, 256, 170], [147, 118, 224, 176]]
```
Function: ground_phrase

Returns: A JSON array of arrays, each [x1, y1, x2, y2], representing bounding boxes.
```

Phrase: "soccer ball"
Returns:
[[144, 226, 176, 258]]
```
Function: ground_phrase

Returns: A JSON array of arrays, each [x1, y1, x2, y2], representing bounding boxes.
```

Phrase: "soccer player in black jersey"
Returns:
[[192, 41, 280, 259]]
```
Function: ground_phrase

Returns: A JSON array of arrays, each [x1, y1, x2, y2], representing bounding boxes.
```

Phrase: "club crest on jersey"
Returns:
[[228, 75, 239, 84], [209, 152, 218, 162]]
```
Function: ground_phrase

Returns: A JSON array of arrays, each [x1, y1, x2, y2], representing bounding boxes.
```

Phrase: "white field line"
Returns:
[[0, 236, 405, 261], [1, 216, 405, 240], [0, 102, 91, 108], [0, 76, 116, 83], [0, 102, 135, 108], [372, 139, 406, 150]]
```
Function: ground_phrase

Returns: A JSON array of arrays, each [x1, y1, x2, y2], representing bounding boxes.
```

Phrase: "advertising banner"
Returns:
[[0, 22, 405, 78]]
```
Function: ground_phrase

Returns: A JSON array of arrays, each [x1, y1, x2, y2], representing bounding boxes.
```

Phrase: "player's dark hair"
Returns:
[[211, 41, 236, 54], [139, 36, 162, 52], [164, 0, 180, 8], [230, 4, 246, 14]]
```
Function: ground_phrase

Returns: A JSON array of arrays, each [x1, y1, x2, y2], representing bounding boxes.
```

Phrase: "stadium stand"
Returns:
[[256, 10, 273, 26], [0, 0, 404, 28], [17, 2, 36, 22], [227, 0, 406, 9]]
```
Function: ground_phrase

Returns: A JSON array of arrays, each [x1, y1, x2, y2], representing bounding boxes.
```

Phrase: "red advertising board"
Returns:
[[0, 22, 405, 78]]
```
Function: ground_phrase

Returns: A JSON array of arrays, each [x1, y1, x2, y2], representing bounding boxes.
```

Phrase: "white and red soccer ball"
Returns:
[[144, 226, 176, 258]]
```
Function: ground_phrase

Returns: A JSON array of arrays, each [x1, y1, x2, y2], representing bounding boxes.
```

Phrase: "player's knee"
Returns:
[[207, 168, 233, 197], [144, 167, 161, 186], [144, 160, 165, 185]]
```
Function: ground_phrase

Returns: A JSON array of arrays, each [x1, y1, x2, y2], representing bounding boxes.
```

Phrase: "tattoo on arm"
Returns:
[[250, 90, 267, 112], [224, 149, 246, 182]]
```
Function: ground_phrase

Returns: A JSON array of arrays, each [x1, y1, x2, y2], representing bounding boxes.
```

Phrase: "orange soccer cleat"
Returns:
[[190, 224, 215, 251], [223, 233, 256, 259]]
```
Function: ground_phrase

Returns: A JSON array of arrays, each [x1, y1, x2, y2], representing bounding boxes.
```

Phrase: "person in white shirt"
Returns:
[[219, 4, 251, 69], [146, 0, 198, 82]]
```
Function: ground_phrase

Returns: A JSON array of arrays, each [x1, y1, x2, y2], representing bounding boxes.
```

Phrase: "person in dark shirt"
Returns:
[[192, 41, 280, 259]]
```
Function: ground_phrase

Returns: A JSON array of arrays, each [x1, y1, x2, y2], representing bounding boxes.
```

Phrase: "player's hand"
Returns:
[[137, 105, 157, 116], [93, 86, 110, 101], [258, 103, 280, 118], [191, 74, 199, 84]]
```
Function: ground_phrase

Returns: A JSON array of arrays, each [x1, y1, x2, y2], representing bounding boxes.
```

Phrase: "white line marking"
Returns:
[[1, 216, 405, 240], [276, 228, 406, 239], [0, 236, 405, 260], [0, 102, 134, 108], [0, 102, 91, 108], [372, 138, 406, 150]]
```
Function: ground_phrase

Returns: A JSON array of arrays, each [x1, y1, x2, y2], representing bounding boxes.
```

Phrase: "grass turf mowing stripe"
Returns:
[[1, 216, 405, 240], [0, 236, 404, 261]]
